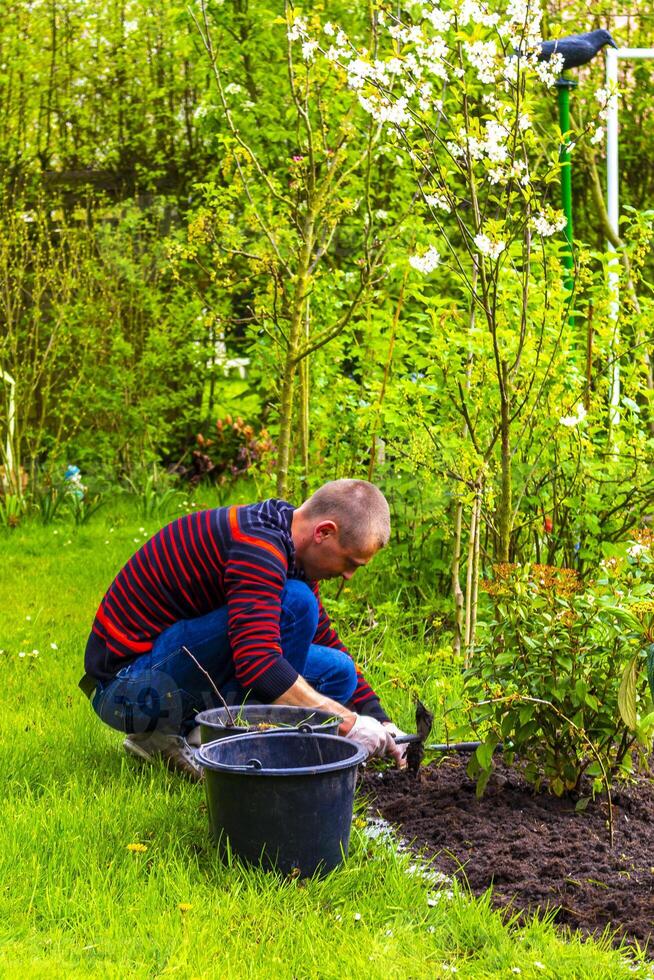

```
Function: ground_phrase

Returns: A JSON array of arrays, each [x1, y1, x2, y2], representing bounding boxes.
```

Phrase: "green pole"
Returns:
[[556, 77, 577, 290]]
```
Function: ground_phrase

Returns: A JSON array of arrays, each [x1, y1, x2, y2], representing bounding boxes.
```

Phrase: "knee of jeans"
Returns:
[[338, 653, 358, 700], [282, 580, 319, 633], [321, 650, 357, 703]]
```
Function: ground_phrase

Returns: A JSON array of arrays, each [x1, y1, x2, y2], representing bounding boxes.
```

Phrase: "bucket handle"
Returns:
[[296, 723, 313, 734], [195, 750, 264, 773], [221, 757, 264, 773]]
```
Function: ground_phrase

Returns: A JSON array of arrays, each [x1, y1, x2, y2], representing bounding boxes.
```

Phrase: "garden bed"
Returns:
[[363, 753, 654, 950]]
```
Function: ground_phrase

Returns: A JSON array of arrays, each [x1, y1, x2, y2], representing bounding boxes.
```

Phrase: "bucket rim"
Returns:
[[196, 730, 367, 776], [195, 705, 343, 730]]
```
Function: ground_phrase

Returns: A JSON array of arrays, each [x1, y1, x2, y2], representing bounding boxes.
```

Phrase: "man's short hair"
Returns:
[[302, 479, 391, 550]]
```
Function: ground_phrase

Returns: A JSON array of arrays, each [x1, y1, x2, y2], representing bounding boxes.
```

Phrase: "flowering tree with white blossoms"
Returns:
[[287, 0, 609, 652], [180, 1, 418, 497]]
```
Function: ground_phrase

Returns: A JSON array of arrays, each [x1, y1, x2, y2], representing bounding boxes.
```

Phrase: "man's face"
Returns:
[[298, 522, 379, 582]]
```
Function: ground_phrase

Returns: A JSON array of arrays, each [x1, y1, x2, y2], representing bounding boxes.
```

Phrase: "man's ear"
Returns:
[[313, 520, 338, 542]]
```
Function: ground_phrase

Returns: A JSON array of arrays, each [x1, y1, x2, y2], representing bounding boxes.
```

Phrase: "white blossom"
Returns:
[[302, 40, 318, 61], [559, 403, 587, 427], [474, 233, 506, 259], [287, 17, 308, 42], [465, 39, 499, 84], [590, 126, 604, 145], [421, 7, 453, 33], [532, 209, 567, 237], [409, 245, 441, 273], [484, 119, 509, 163], [325, 45, 345, 63], [459, 0, 499, 28], [595, 85, 618, 121], [359, 94, 410, 126], [347, 58, 375, 89], [534, 51, 565, 87], [424, 193, 451, 212], [323, 22, 335, 36]]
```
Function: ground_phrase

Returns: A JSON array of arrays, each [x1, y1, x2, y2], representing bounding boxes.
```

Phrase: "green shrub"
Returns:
[[464, 562, 654, 799]]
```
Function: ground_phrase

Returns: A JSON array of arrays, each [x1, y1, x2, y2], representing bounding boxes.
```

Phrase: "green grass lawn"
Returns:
[[1, 498, 651, 979]]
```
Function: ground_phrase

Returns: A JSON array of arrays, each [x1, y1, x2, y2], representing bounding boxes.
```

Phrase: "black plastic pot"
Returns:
[[195, 705, 341, 744], [197, 729, 366, 877]]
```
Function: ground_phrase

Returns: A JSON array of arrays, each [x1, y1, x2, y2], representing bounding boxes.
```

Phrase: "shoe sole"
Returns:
[[123, 736, 203, 781], [123, 736, 155, 762]]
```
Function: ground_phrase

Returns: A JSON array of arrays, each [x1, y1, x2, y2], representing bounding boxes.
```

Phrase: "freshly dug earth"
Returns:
[[363, 753, 654, 949]]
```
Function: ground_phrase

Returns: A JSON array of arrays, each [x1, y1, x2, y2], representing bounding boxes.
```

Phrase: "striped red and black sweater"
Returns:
[[85, 499, 389, 722]]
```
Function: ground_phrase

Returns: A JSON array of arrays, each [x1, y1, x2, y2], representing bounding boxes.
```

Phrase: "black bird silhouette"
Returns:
[[538, 29, 618, 71]]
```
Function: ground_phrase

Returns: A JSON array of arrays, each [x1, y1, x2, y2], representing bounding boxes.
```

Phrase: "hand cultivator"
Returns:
[[393, 700, 503, 773]]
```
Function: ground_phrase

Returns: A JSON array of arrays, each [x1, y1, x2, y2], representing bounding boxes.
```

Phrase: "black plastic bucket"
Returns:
[[197, 730, 366, 877], [195, 705, 342, 744]]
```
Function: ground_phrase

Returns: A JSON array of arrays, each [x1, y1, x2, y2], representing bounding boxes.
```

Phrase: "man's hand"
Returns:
[[345, 715, 404, 766], [382, 722, 409, 770]]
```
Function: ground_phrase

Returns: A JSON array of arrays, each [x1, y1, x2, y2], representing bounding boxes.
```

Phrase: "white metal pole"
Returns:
[[605, 48, 620, 431], [604, 48, 654, 434], [0, 368, 16, 492]]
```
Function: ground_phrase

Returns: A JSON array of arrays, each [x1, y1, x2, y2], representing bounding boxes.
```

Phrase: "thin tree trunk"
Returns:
[[498, 359, 512, 562], [275, 212, 314, 497], [464, 494, 478, 666], [469, 484, 482, 662], [367, 267, 408, 482], [452, 498, 464, 658], [298, 299, 310, 493], [585, 302, 593, 412]]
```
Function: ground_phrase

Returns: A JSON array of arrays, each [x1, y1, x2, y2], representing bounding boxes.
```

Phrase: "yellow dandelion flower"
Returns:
[[127, 843, 148, 853], [178, 903, 193, 912]]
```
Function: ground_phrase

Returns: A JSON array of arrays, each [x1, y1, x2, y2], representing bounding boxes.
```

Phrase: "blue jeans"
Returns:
[[92, 580, 357, 736]]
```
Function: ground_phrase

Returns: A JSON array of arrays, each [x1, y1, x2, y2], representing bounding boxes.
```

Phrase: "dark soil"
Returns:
[[362, 753, 654, 949]]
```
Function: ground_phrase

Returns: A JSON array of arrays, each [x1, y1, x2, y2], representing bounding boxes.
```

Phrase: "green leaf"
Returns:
[[638, 709, 654, 730], [618, 656, 638, 730], [647, 644, 654, 701], [551, 776, 564, 796], [475, 767, 492, 798], [474, 738, 496, 770]]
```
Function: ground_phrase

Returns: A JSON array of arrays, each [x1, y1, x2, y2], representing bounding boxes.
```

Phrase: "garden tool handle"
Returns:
[[391, 738, 505, 753]]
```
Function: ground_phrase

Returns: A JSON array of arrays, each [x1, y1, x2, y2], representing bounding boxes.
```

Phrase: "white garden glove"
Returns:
[[346, 715, 403, 765], [382, 722, 409, 770]]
